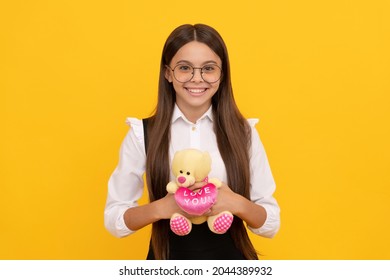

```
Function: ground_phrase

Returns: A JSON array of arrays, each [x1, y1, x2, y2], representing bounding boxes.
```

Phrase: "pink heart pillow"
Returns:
[[174, 183, 218, 216]]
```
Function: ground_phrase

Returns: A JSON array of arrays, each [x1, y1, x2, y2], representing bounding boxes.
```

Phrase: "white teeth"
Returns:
[[187, 88, 206, 93]]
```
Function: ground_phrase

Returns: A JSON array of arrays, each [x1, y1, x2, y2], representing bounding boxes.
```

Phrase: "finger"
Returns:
[[189, 181, 206, 191]]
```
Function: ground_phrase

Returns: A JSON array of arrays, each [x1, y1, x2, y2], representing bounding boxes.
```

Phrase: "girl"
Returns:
[[104, 24, 280, 260]]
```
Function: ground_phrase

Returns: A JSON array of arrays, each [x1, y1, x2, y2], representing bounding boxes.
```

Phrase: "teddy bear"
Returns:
[[166, 148, 234, 236]]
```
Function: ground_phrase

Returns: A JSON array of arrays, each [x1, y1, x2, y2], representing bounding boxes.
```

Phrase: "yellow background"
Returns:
[[1, 0, 389, 259]]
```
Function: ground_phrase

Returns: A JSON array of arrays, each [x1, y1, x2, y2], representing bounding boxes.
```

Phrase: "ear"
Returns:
[[164, 66, 173, 83]]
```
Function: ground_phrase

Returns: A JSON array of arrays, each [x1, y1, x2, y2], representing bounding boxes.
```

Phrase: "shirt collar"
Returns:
[[172, 103, 214, 124]]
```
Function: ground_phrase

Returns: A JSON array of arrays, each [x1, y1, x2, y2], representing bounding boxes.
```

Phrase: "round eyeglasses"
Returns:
[[167, 64, 222, 83]]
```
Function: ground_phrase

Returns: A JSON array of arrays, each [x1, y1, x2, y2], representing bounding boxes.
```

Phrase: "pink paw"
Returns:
[[170, 215, 191, 236], [213, 213, 233, 234]]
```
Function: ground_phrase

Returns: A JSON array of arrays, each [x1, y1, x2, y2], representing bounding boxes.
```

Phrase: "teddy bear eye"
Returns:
[[186, 172, 191, 175], [179, 170, 183, 174]]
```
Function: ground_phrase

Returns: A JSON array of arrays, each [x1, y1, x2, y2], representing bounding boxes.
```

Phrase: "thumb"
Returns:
[[189, 181, 207, 191]]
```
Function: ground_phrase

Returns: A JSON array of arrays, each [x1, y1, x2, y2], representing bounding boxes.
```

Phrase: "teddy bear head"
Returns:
[[171, 149, 211, 187]]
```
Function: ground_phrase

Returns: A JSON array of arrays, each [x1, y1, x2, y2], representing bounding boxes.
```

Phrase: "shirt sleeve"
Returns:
[[247, 119, 281, 238], [104, 118, 146, 238]]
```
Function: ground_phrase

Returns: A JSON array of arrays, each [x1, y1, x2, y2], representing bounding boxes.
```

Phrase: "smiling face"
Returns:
[[165, 41, 222, 122]]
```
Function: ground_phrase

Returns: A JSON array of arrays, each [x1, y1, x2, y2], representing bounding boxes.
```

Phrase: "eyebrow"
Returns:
[[175, 60, 219, 66]]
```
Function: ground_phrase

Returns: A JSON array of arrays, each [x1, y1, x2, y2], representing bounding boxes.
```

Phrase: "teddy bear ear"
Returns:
[[202, 151, 212, 168], [174, 150, 183, 157], [171, 150, 184, 175]]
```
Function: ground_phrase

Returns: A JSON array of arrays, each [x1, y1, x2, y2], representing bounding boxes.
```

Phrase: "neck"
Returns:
[[176, 103, 211, 123]]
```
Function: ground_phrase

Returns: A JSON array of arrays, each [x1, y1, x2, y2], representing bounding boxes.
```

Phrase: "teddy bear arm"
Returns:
[[166, 181, 179, 193], [208, 178, 222, 188]]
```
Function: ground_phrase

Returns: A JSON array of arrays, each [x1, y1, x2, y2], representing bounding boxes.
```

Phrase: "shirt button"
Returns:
[[192, 126, 196, 131]]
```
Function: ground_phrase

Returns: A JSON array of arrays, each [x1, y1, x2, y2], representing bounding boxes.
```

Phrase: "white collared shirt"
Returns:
[[104, 104, 280, 238]]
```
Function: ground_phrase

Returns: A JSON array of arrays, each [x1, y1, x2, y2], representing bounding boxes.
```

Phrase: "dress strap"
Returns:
[[142, 118, 149, 155]]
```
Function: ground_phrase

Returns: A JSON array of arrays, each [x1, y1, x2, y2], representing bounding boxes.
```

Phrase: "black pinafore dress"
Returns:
[[146, 222, 245, 260]]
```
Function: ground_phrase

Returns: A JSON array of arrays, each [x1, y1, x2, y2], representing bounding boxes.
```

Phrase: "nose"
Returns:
[[191, 68, 204, 82], [178, 176, 186, 184]]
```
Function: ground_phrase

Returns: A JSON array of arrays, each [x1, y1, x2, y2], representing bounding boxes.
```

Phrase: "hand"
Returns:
[[188, 181, 207, 192], [157, 193, 183, 219], [157, 192, 198, 220], [203, 183, 268, 229], [205, 183, 241, 216]]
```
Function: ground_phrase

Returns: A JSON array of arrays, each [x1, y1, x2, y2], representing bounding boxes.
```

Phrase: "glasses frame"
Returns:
[[166, 64, 222, 84]]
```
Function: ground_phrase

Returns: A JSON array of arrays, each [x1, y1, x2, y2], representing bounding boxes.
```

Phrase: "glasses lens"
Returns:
[[173, 64, 193, 83], [201, 65, 221, 83], [173, 64, 221, 83]]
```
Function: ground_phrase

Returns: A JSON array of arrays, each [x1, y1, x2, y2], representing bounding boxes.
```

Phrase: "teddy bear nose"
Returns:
[[178, 176, 186, 184]]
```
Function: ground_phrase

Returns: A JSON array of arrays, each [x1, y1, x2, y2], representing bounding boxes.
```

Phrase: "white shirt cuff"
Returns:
[[247, 204, 280, 238]]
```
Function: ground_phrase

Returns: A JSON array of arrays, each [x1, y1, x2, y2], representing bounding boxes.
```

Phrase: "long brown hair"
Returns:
[[145, 23, 258, 259]]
